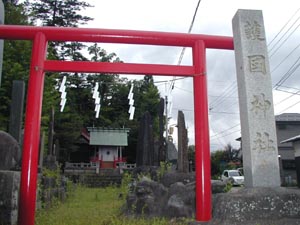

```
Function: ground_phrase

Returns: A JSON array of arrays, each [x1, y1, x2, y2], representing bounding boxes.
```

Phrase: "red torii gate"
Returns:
[[0, 25, 233, 225]]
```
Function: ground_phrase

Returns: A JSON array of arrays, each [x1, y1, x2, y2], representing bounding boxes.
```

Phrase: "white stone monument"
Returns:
[[232, 10, 281, 187]]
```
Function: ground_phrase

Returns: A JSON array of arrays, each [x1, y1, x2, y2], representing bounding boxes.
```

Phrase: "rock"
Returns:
[[132, 166, 159, 181], [165, 182, 195, 218], [166, 195, 191, 218], [43, 155, 58, 170], [0, 131, 21, 170], [126, 179, 168, 217], [211, 180, 226, 193], [160, 171, 195, 188]]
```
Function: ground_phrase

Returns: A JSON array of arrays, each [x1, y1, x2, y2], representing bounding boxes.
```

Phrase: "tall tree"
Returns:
[[0, 1, 32, 130], [23, 0, 93, 158], [25, 0, 93, 60]]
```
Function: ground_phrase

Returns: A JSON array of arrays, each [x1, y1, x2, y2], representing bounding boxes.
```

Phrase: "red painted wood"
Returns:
[[193, 40, 211, 221], [18, 33, 48, 225], [0, 25, 234, 49], [44, 60, 195, 76]]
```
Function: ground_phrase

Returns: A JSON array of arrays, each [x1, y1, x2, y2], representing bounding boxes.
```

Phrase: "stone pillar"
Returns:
[[0, 0, 4, 87], [136, 112, 155, 166], [8, 80, 25, 144], [232, 10, 280, 187], [177, 110, 188, 173], [48, 107, 55, 155], [38, 132, 45, 172]]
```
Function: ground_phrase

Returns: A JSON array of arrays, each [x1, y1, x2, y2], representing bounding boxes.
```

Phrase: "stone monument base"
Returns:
[[191, 187, 300, 225], [213, 187, 300, 221], [0, 170, 20, 225]]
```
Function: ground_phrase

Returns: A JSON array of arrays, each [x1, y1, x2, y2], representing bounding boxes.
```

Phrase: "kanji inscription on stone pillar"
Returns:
[[232, 9, 281, 187]]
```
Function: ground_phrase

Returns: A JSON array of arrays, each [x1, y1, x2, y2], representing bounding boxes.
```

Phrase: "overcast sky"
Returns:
[[81, 0, 300, 150]]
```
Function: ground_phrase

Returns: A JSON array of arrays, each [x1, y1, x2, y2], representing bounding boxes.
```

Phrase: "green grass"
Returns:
[[35, 186, 190, 225]]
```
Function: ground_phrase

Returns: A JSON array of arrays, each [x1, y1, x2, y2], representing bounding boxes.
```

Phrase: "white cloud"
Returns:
[[82, 0, 300, 151]]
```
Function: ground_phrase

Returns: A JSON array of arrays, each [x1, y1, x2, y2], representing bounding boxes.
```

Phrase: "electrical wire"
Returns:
[[209, 82, 237, 110], [278, 98, 300, 114], [268, 8, 300, 47], [274, 56, 300, 88], [210, 123, 240, 138], [270, 42, 300, 75], [269, 18, 300, 58], [168, 0, 202, 94], [210, 128, 241, 141]]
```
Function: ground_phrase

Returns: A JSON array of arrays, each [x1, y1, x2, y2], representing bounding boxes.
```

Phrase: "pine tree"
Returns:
[[0, 1, 32, 130], [25, 0, 93, 60]]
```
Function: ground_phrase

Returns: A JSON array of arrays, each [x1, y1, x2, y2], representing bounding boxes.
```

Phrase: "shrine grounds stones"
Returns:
[[0, 171, 20, 225], [213, 187, 300, 222], [177, 111, 188, 173], [124, 171, 227, 219], [0, 131, 21, 170], [0, 131, 21, 225], [125, 171, 300, 223], [136, 112, 156, 166]]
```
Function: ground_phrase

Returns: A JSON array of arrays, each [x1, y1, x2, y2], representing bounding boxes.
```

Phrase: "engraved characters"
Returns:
[[252, 132, 276, 152], [244, 21, 265, 41], [251, 93, 271, 118], [248, 55, 266, 74]]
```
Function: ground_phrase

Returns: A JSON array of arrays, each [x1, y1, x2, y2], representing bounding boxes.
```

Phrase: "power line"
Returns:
[[174, 85, 193, 93], [268, 7, 300, 47], [269, 17, 300, 58], [278, 85, 300, 93], [270, 42, 300, 75], [274, 90, 300, 106], [210, 128, 241, 141], [209, 82, 237, 110], [209, 111, 238, 115], [210, 123, 240, 138], [274, 85, 300, 96], [168, 0, 202, 94], [209, 8, 300, 145], [278, 98, 300, 114], [274, 56, 300, 88]]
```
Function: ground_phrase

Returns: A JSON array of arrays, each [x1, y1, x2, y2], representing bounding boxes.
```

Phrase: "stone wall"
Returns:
[[125, 171, 300, 222], [65, 169, 122, 187], [124, 171, 226, 218], [39, 175, 68, 209], [0, 171, 20, 225]]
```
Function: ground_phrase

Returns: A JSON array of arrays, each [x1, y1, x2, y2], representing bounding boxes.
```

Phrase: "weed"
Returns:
[[35, 186, 191, 225], [223, 182, 233, 192], [158, 161, 172, 180]]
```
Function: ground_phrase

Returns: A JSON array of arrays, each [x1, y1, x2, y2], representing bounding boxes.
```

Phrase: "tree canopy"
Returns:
[[0, 0, 162, 163]]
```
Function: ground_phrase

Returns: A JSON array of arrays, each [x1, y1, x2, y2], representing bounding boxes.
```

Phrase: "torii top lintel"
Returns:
[[0, 25, 233, 76], [0, 25, 233, 49]]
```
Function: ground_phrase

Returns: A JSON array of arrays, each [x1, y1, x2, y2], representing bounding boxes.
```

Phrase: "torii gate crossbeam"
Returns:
[[0, 25, 233, 225]]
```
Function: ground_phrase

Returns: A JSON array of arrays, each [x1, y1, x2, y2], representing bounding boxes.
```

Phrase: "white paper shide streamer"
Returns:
[[59, 76, 67, 112], [128, 84, 135, 120], [93, 82, 101, 118]]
